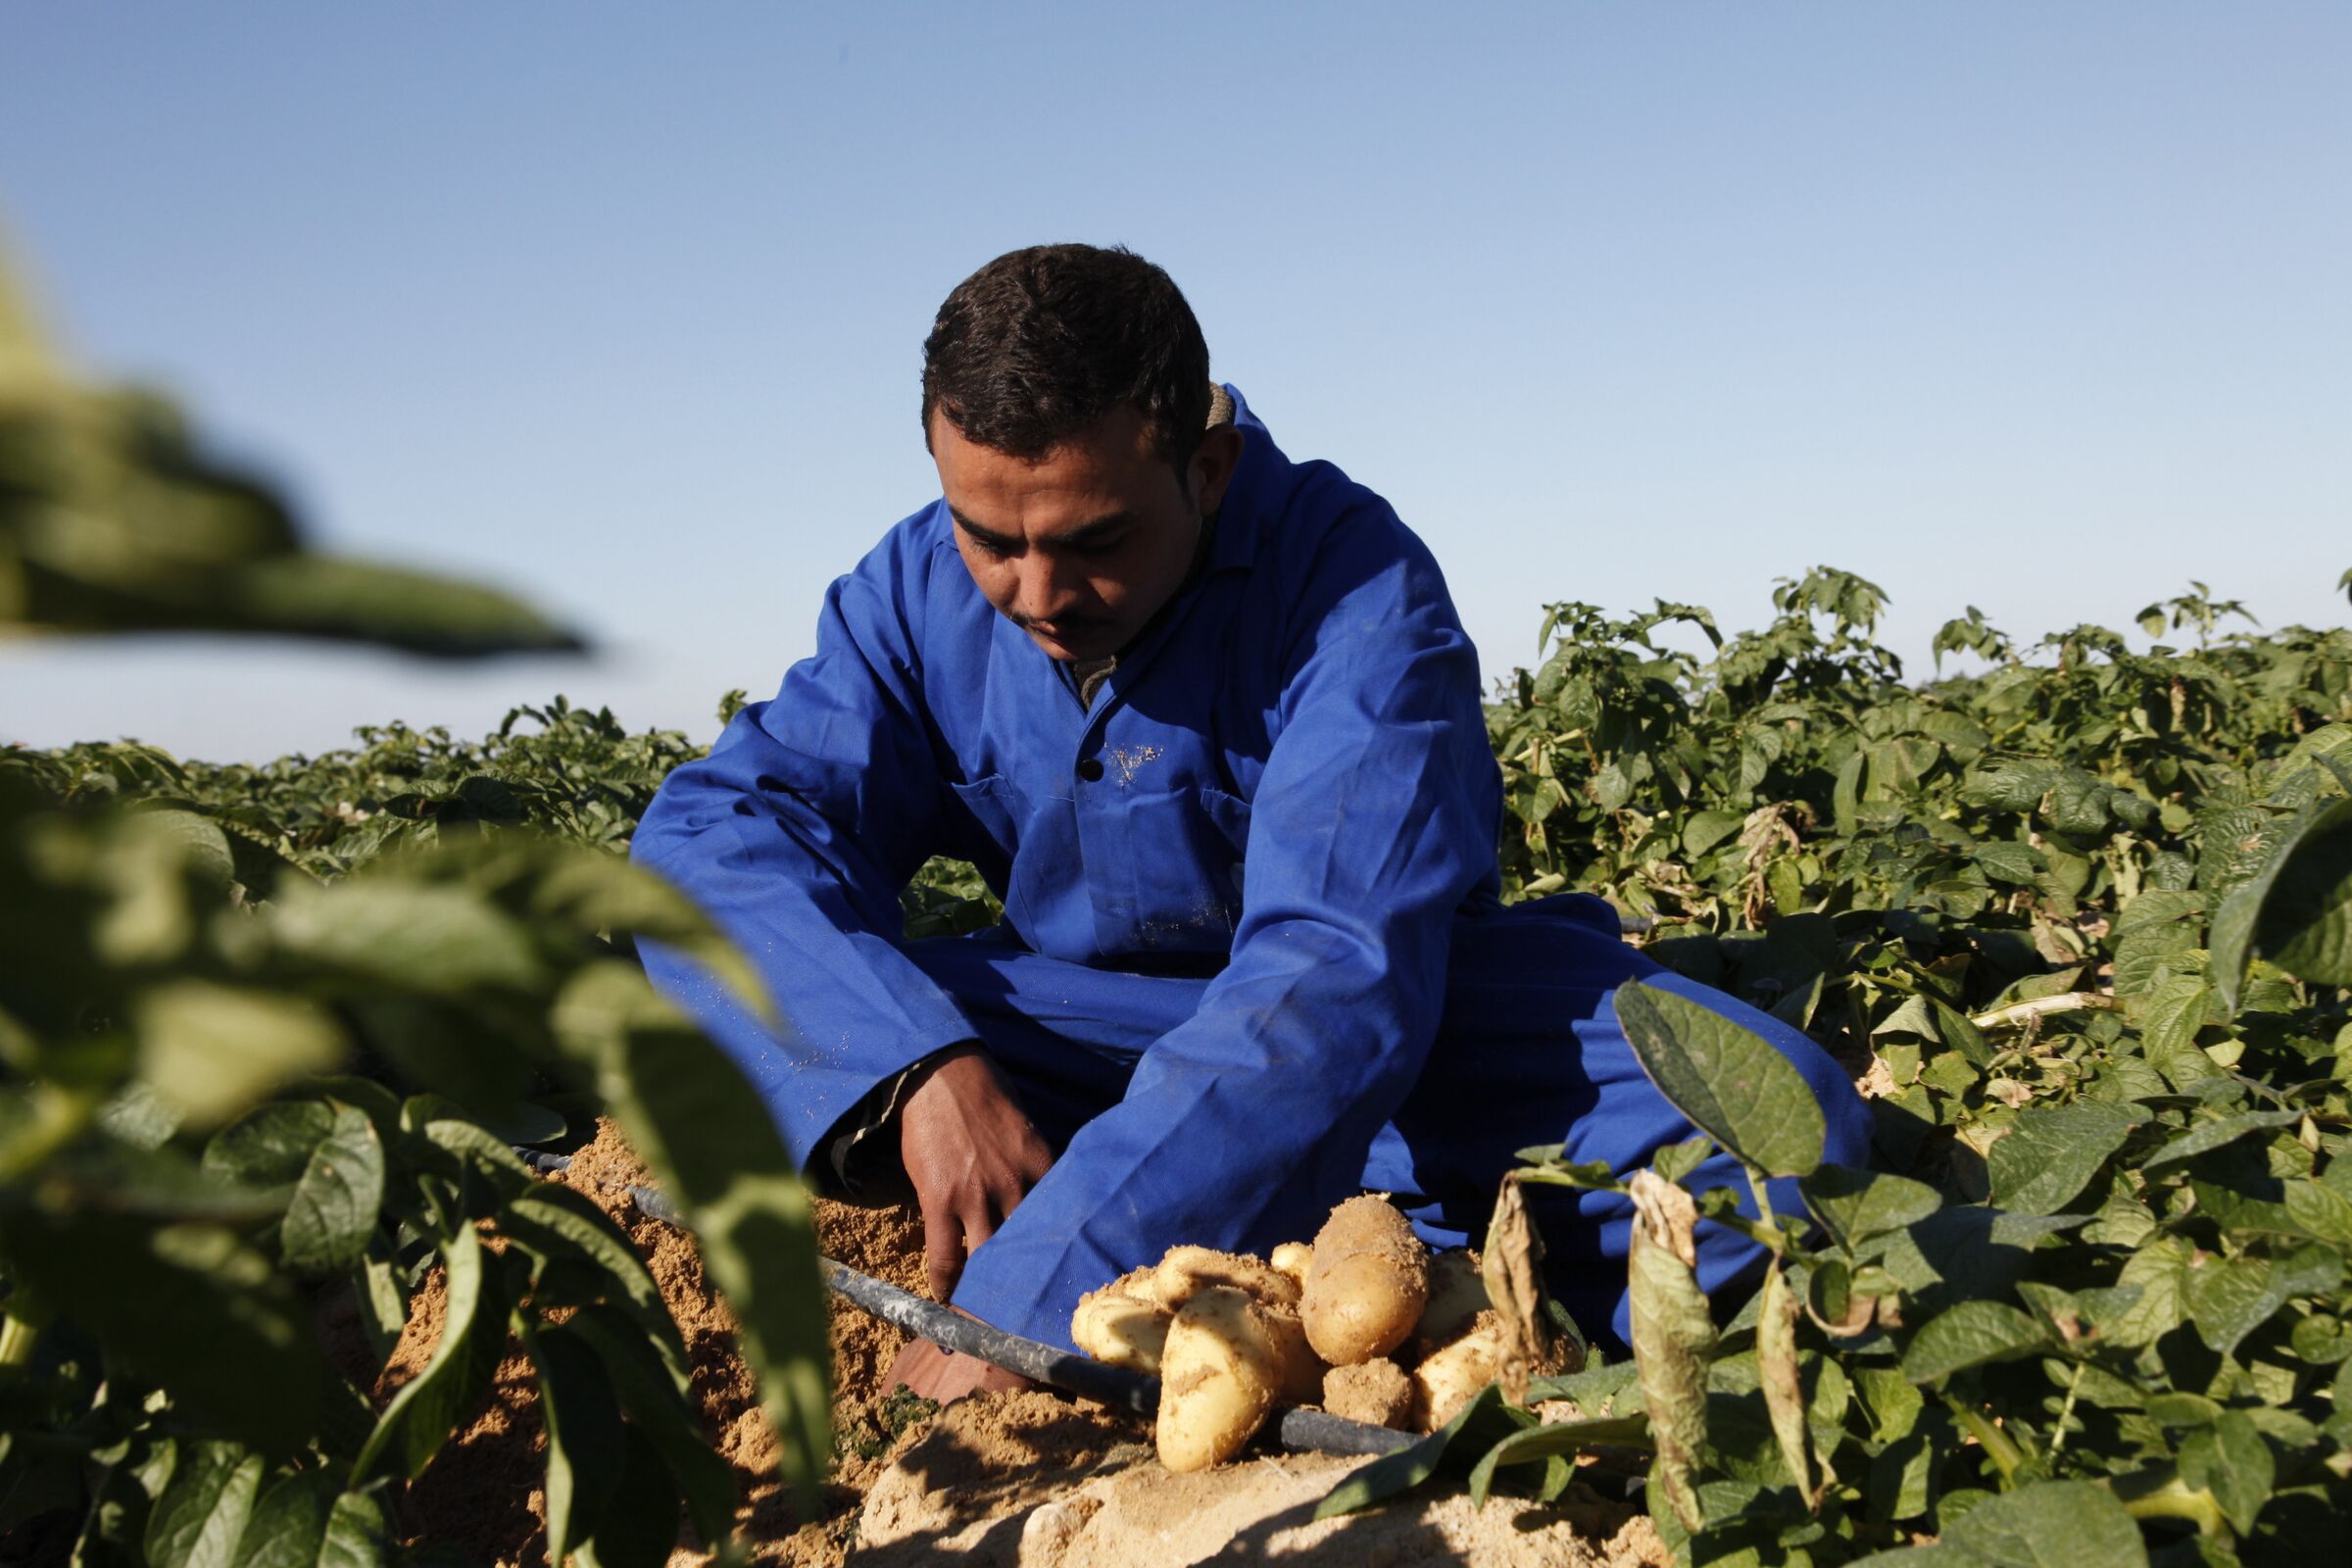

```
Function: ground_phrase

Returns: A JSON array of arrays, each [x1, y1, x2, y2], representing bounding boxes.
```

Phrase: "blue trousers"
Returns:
[[899, 895, 1871, 1353]]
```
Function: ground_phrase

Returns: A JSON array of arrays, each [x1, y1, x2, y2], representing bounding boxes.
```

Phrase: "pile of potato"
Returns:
[[1070, 1195, 1509, 1472]]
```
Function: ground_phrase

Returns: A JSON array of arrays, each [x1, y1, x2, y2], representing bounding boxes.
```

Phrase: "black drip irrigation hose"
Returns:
[[514, 1143, 1417, 1458]]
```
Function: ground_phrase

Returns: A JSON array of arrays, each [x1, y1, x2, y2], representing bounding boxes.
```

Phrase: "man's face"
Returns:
[[932, 404, 1241, 663]]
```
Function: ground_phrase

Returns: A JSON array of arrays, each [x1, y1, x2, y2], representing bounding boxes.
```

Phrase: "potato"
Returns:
[[1150, 1245, 1300, 1311], [1322, 1359, 1413, 1429], [1410, 1311, 1503, 1432], [1074, 1247, 1313, 1384], [1270, 1241, 1314, 1287], [1071, 1286, 1173, 1374], [1155, 1285, 1295, 1472], [1411, 1248, 1489, 1352], [1300, 1195, 1429, 1366]]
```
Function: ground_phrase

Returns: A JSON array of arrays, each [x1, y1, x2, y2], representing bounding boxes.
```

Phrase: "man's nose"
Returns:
[[1012, 556, 1082, 623]]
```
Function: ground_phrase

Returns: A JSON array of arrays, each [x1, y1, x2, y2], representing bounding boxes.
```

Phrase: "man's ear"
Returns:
[[1188, 423, 1246, 514]]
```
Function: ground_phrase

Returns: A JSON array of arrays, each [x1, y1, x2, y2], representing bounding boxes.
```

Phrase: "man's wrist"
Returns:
[[823, 1040, 983, 1198]]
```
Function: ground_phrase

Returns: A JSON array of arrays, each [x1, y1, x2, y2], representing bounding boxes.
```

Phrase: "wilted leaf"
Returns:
[[1757, 1258, 1813, 1506], [1628, 1170, 1712, 1533]]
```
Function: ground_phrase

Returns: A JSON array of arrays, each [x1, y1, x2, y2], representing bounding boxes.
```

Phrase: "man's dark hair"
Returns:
[[921, 244, 1211, 472]]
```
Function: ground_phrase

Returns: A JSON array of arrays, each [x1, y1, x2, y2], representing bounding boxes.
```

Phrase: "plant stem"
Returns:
[[1741, 1165, 1786, 1254], [2109, 1469, 2230, 1541], [1969, 992, 2121, 1031], [0, 1312, 39, 1368], [2046, 1360, 2084, 1459], [1942, 1395, 2024, 1482]]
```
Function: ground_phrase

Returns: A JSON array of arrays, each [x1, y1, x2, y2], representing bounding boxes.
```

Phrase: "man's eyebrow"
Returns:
[[950, 508, 1139, 549], [948, 508, 1019, 550]]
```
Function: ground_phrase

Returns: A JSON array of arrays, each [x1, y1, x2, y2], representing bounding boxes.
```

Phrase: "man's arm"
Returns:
[[944, 500, 1499, 1348], [630, 524, 1050, 1256]]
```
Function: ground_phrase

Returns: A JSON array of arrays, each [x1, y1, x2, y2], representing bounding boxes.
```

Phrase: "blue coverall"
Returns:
[[632, 386, 1871, 1354]]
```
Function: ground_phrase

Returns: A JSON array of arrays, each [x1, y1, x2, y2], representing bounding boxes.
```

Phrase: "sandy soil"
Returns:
[[375, 1119, 1667, 1568]]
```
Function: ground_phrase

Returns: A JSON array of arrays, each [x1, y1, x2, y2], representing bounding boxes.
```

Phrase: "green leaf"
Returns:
[[279, 1104, 383, 1274], [2141, 1109, 2301, 1173], [270, 879, 545, 995], [1615, 980, 1825, 1177], [564, 1306, 738, 1546], [2212, 799, 2352, 1009], [1462, 1413, 1653, 1506], [1682, 809, 1746, 858], [0, 1214, 326, 1454], [350, 1225, 510, 1483], [144, 1442, 263, 1568], [1940, 1479, 2147, 1568], [1973, 840, 2045, 887], [2137, 975, 2216, 1062], [574, 1426, 682, 1568], [551, 963, 828, 1516], [502, 1184, 689, 1387], [204, 1102, 338, 1189], [2106, 1236, 2191, 1348], [134, 982, 344, 1131], [1315, 1383, 1518, 1520], [2177, 1409, 2273, 1537], [2180, 1245, 2341, 1356], [1900, 1301, 2052, 1383], [233, 1470, 339, 1568], [532, 1323, 626, 1567], [1800, 1164, 1942, 1250], [1985, 1102, 2142, 1215]]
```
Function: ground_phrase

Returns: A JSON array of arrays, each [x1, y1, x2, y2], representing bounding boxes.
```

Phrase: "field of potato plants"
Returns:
[[6, 254, 2352, 1566]]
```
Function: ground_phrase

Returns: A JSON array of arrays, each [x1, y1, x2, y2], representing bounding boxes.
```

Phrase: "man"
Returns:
[[633, 244, 1870, 1402]]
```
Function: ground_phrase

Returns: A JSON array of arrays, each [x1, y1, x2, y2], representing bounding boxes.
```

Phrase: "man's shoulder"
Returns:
[[1220, 389, 1432, 582]]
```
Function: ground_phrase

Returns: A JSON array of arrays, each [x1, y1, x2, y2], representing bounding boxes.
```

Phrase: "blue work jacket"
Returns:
[[633, 386, 1509, 1344]]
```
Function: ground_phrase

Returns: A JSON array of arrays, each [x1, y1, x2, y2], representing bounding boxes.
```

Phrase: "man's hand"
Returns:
[[883, 1335, 1036, 1405], [898, 1043, 1055, 1303]]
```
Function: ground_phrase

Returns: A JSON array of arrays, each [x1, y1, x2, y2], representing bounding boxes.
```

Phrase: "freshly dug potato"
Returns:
[[1270, 1241, 1314, 1287], [1411, 1248, 1489, 1352], [1071, 1284, 1173, 1374], [1074, 1247, 1311, 1380], [1266, 1303, 1328, 1405], [1411, 1311, 1504, 1432], [1156, 1285, 1300, 1472], [1300, 1195, 1429, 1366], [1322, 1359, 1413, 1429], [1150, 1245, 1300, 1311]]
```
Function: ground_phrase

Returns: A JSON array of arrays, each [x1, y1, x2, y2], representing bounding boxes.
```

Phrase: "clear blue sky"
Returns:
[[4, 3, 2346, 760]]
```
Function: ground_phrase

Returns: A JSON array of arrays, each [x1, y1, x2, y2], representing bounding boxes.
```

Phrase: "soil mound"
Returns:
[[376, 1119, 1667, 1568]]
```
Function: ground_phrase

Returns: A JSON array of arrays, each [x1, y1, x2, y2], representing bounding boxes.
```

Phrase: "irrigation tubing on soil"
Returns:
[[518, 1146, 1417, 1456]]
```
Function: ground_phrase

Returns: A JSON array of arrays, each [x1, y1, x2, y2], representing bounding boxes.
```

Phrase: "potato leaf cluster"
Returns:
[[1, 248, 828, 1568], [1326, 569, 2352, 1564]]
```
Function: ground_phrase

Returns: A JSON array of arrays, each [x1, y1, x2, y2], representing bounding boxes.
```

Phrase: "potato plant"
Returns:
[[1322, 574, 2352, 1563], [0, 248, 829, 1565]]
